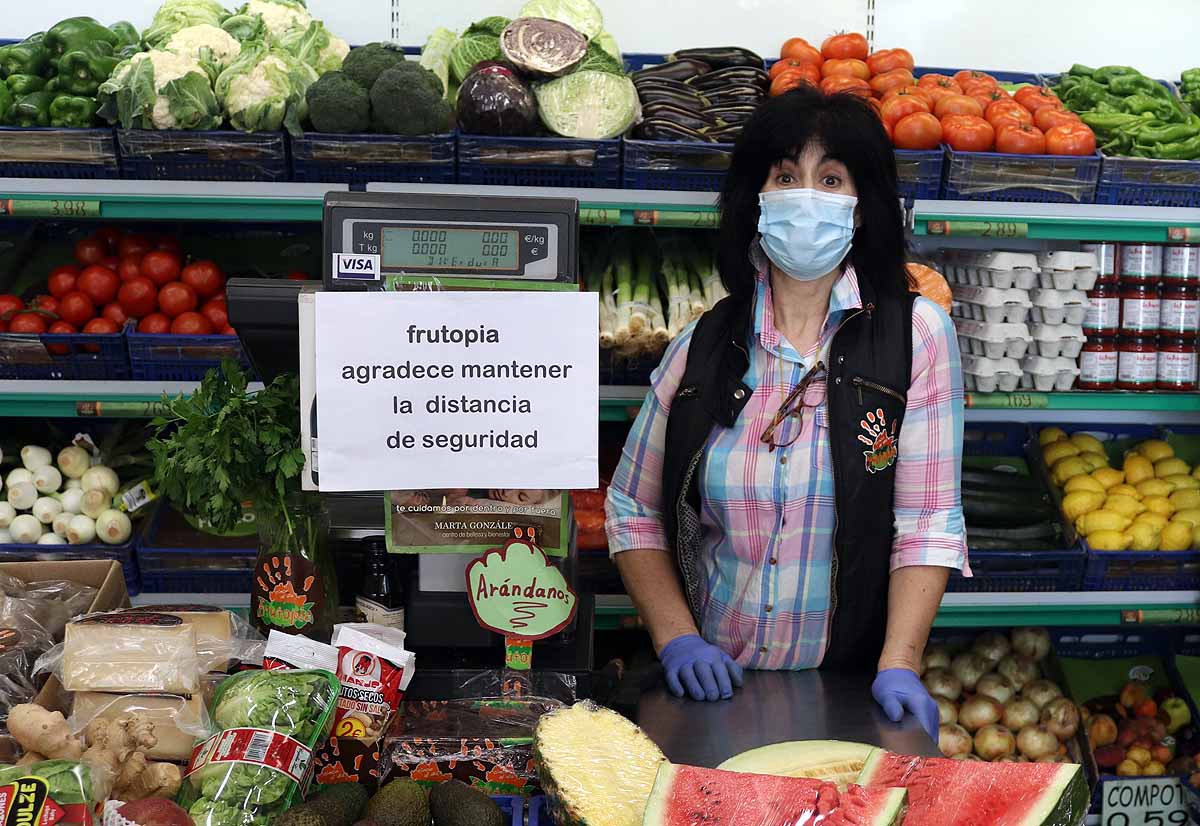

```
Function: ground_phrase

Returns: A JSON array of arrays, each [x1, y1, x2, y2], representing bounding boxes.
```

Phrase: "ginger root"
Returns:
[[121, 760, 181, 801], [81, 715, 179, 801], [8, 704, 83, 760]]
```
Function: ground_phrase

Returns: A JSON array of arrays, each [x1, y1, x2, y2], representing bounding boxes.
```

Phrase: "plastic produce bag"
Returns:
[[25, 581, 98, 620], [181, 669, 339, 826], [69, 692, 215, 763], [0, 760, 107, 826]]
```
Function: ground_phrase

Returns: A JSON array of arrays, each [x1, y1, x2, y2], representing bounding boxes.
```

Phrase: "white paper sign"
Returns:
[[1102, 778, 1192, 826], [314, 291, 599, 491]]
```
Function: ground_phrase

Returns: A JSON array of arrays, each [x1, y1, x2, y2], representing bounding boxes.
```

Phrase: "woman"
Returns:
[[604, 86, 967, 741]]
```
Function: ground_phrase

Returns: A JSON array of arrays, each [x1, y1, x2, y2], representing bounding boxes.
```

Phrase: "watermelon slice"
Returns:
[[857, 751, 1088, 826], [717, 740, 879, 789], [643, 763, 906, 826]]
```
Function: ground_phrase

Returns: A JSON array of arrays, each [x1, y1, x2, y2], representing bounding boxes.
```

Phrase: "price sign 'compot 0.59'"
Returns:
[[322, 191, 578, 291]]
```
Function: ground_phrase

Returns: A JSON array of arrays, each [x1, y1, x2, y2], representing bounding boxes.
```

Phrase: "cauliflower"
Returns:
[[164, 24, 243, 70], [216, 45, 317, 134], [142, 50, 215, 129], [316, 35, 350, 74], [97, 49, 223, 130], [243, 0, 313, 39]]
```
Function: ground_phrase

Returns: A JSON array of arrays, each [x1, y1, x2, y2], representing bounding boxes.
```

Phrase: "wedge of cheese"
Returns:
[[62, 613, 199, 694], [119, 605, 235, 671], [71, 692, 209, 762]]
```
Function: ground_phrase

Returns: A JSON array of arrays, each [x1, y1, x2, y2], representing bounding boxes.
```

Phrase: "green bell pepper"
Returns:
[[1152, 135, 1200, 160], [0, 83, 12, 125], [1068, 63, 1096, 77], [6, 74, 46, 96], [1182, 68, 1200, 88], [108, 21, 140, 52], [55, 41, 120, 96], [48, 95, 97, 128], [43, 17, 119, 58], [0, 34, 50, 78], [9, 91, 54, 127], [1093, 65, 1140, 84]]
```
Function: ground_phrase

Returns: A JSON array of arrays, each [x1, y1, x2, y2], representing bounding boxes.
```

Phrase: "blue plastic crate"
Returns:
[[137, 504, 256, 594], [963, 422, 1032, 457], [1094, 154, 1200, 208], [622, 138, 732, 192], [492, 796, 523, 826], [289, 132, 455, 186], [894, 148, 945, 203], [528, 796, 547, 826], [625, 53, 670, 72], [0, 127, 119, 179], [457, 134, 621, 189], [117, 129, 288, 182], [0, 331, 129, 380], [127, 331, 251, 382], [1083, 548, 1200, 591], [942, 146, 1101, 203], [948, 548, 1085, 592], [0, 540, 139, 595]]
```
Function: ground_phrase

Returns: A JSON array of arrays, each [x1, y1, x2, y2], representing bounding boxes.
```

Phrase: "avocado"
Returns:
[[305, 784, 370, 826], [429, 781, 504, 826], [273, 808, 329, 826], [365, 779, 430, 826]]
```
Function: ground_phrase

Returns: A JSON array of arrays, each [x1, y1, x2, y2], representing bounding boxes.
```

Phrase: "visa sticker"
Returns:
[[333, 253, 380, 281]]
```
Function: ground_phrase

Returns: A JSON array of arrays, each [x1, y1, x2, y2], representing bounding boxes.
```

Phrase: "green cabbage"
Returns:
[[518, 0, 603, 40], [449, 17, 509, 84], [535, 70, 638, 138], [594, 30, 621, 62], [420, 27, 458, 98], [577, 40, 624, 75], [277, 20, 348, 74], [215, 42, 318, 135]]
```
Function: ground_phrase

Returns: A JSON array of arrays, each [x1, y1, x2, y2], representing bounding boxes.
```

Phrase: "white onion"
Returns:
[[80, 489, 109, 520], [921, 646, 952, 674], [66, 514, 95, 545], [20, 445, 52, 470], [976, 673, 1016, 705], [81, 466, 119, 496], [36, 533, 66, 545], [975, 724, 1016, 761], [64, 479, 82, 491], [8, 514, 42, 543], [1017, 724, 1060, 760], [1011, 627, 1052, 662], [1041, 697, 1080, 740], [1023, 679, 1064, 709], [95, 509, 131, 545], [936, 696, 958, 726], [4, 469, 31, 488], [1003, 698, 1040, 732], [959, 695, 1004, 733], [56, 446, 90, 479], [0, 503, 15, 529], [32, 465, 62, 494], [951, 652, 991, 692], [31, 497, 61, 525], [7, 482, 37, 511], [972, 631, 1012, 666], [59, 488, 83, 515], [51, 512, 72, 538], [938, 724, 973, 758], [997, 655, 1040, 691], [922, 668, 963, 702], [0, 529, 9, 544]]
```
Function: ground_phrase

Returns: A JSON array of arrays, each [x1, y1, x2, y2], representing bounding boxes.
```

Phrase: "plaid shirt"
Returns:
[[605, 267, 968, 670]]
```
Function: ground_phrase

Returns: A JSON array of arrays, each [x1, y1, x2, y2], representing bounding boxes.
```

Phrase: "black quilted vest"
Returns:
[[662, 277, 916, 672]]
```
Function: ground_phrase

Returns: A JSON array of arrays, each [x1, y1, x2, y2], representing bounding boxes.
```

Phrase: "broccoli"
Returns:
[[370, 63, 451, 135], [342, 43, 405, 92], [306, 71, 370, 133]]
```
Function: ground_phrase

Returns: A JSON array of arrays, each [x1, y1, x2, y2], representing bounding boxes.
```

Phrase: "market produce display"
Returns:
[[1039, 428, 1200, 551], [631, 48, 766, 143], [1082, 678, 1193, 777]]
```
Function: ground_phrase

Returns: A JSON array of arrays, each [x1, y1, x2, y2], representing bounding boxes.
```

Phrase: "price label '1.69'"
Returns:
[[1102, 778, 1191, 826]]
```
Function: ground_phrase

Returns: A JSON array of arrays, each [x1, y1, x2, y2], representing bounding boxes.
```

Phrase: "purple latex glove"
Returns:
[[872, 668, 939, 743], [658, 634, 745, 701]]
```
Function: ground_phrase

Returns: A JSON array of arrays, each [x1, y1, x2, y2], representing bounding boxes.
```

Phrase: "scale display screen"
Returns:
[[382, 226, 519, 271]]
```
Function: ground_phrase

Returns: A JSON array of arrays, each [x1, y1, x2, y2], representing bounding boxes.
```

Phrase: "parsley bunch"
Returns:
[[149, 360, 305, 535]]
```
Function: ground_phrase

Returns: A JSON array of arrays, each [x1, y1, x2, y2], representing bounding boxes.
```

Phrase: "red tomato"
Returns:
[[220, 325, 236, 336], [821, 58, 870, 81], [771, 66, 820, 95], [158, 282, 198, 318], [821, 32, 868, 61], [866, 48, 914, 76], [892, 112, 943, 150], [31, 295, 58, 316], [101, 255, 121, 271], [780, 40, 823, 67], [77, 265, 120, 306], [954, 70, 997, 88], [137, 313, 172, 334], [986, 99, 1034, 127], [869, 68, 915, 97], [942, 114, 996, 152], [918, 74, 962, 92], [1035, 107, 1081, 132], [48, 265, 80, 298], [102, 303, 129, 326], [170, 312, 214, 335], [924, 84, 964, 107], [93, 227, 123, 252], [155, 236, 181, 253], [117, 255, 143, 282], [140, 250, 182, 287], [117, 277, 159, 319], [1014, 85, 1062, 113], [57, 292, 96, 327], [0, 295, 22, 319], [771, 58, 809, 79], [881, 94, 930, 127], [883, 85, 935, 108], [1045, 123, 1097, 156], [46, 320, 76, 355], [965, 84, 1009, 112], [180, 260, 225, 300], [200, 298, 229, 330], [820, 75, 872, 97], [82, 317, 119, 349], [935, 94, 985, 119], [9, 312, 47, 334], [988, 115, 1028, 135], [118, 234, 154, 259], [74, 237, 107, 267], [995, 122, 1047, 154]]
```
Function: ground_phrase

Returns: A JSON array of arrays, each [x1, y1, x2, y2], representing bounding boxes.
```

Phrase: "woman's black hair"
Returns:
[[717, 85, 910, 303]]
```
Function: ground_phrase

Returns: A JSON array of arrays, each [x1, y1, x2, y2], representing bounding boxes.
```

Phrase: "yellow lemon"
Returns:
[[1135, 512, 1169, 532], [1039, 427, 1068, 446], [1137, 479, 1176, 498], [1087, 530, 1133, 551], [1155, 458, 1192, 478], [1143, 496, 1175, 517], [1170, 489, 1200, 511], [1172, 508, 1200, 528], [1137, 439, 1175, 463], [1109, 484, 1143, 500], [1091, 467, 1125, 489], [1044, 441, 1081, 467], [1051, 456, 1091, 487], [1161, 520, 1194, 551], [1105, 494, 1147, 519], [1077, 510, 1132, 535], [1165, 474, 1200, 491], [1129, 521, 1162, 551], [1062, 490, 1106, 522], [1070, 433, 1107, 455], [1124, 454, 1155, 485], [1065, 475, 1106, 496], [1079, 453, 1111, 473]]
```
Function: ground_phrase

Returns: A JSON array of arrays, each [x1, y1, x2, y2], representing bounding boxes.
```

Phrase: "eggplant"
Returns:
[[706, 104, 758, 124], [708, 124, 743, 142], [641, 102, 720, 130], [688, 66, 770, 91], [637, 86, 711, 111], [636, 118, 714, 142], [632, 58, 711, 83], [668, 47, 764, 70], [705, 85, 766, 105], [633, 77, 694, 95]]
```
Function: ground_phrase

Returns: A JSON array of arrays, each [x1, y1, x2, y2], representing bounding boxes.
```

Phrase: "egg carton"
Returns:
[[951, 284, 1032, 324], [954, 319, 1031, 360], [1037, 251, 1100, 292], [962, 354, 1022, 393], [1030, 289, 1088, 326], [1030, 323, 1086, 359], [1020, 355, 1080, 392]]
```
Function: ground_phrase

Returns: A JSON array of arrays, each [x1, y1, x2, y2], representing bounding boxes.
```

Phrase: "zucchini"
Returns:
[[668, 47, 764, 70], [967, 537, 1063, 552], [961, 467, 1039, 491], [688, 66, 770, 91], [632, 58, 711, 83], [635, 119, 713, 142], [965, 523, 1061, 542], [963, 495, 1055, 528], [641, 102, 720, 130]]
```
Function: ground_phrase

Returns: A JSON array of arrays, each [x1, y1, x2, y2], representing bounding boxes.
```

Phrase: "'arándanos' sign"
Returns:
[[465, 539, 578, 640]]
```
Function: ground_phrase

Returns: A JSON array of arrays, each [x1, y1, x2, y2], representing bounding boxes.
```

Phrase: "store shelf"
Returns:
[[913, 199, 1200, 243], [0, 380, 264, 417]]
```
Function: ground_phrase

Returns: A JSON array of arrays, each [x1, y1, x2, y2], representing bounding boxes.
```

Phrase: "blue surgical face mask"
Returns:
[[757, 188, 858, 281]]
